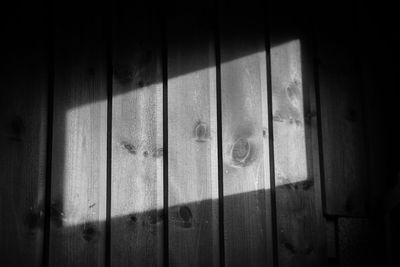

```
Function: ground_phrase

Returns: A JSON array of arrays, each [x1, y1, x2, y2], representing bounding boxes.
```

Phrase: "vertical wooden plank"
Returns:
[[354, 2, 398, 263], [0, 1, 48, 266], [110, 0, 163, 266], [269, 3, 326, 265], [353, 12, 398, 266], [49, 2, 107, 266], [325, 219, 337, 260], [387, 205, 400, 267], [337, 218, 370, 267], [316, 1, 368, 216], [384, 177, 400, 266], [167, 1, 219, 266], [219, 0, 274, 265], [354, 0, 387, 216]]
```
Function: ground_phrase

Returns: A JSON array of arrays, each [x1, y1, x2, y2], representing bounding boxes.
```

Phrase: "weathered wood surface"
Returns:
[[0, 2, 48, 266], [269, 4, 326, 265], [167, 1, 220, 266], [315, 1, 368, 216], [49, 3, 108, 266], [219, 0, 274, 265], [111, 1, 164, 266], [0, 2, 382, 266]]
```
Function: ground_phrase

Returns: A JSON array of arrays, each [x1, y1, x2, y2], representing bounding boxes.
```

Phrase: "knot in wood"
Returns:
[[286, 81, 301, 110], [194, 121, 209, 142], [231, 138, 251, 167], [24, 207, 43, 233], [147, 210, 164, 225], [152, 148, 164, 158], [7, 115, 24, 141], [82, 223, 98, 242], [129, 215, 137, 224], [87, 67, 95, 76], [137, 80, 145, 87], [50, 202, 65, 228], [345, 108, 357, 122], [114, 64, 134, 83], [121, 141, 136, 155], [178, 206, 193, 228]]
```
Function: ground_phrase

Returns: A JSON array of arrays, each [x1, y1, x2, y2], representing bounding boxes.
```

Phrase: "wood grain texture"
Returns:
[[111, 1, 164, 266], [219, 0, 274, 265], [269, 3, 326, 265], [167, 1, 219, 266], [315, 1, 368, 216], [49, 2, 107, 266], [0, 1, 48, 266]]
